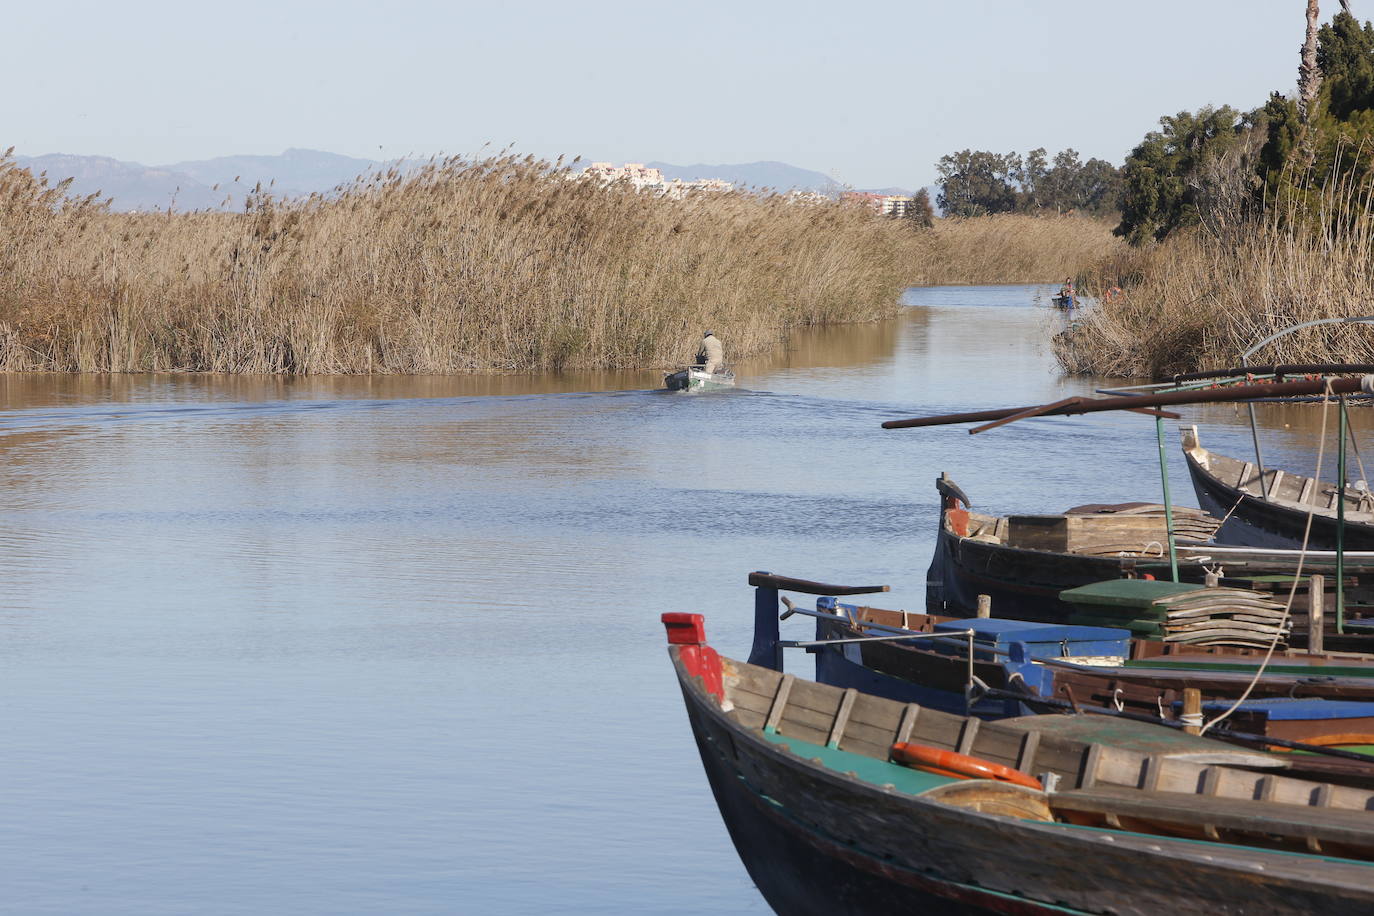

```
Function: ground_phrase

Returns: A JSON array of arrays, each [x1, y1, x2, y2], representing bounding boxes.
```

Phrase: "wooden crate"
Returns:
[[1007, 514, 1173, 554]]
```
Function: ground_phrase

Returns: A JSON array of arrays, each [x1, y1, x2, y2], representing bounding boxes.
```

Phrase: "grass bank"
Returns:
[[0, 153, 1120, 374]]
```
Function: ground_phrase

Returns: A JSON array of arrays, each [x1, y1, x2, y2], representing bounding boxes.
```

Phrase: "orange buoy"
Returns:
[[891, 742, 1043, 790]]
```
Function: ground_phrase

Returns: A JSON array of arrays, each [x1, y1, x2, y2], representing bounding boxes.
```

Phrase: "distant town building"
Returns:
[[584, 162, 666, 190], [841, 191, 917, 218], [580, 162, 734, 197]]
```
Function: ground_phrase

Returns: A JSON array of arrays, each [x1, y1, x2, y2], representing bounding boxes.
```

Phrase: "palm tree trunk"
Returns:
[[1299, 0, 1323, 123]]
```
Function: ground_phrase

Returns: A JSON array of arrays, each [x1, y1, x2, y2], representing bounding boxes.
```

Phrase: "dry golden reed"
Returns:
[[910, 214, 1125, 286], [0, 151, 1119, 374], [0, 154, 920, 373], [1056, 160, 1374, 378]]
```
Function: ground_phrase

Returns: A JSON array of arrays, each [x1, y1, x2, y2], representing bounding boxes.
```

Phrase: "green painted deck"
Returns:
[[761, 731, 956, 795], [1060, 579, 1206, 608]]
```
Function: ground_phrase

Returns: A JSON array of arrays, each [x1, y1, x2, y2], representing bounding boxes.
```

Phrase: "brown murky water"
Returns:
[[0, 285, 1356, 914]]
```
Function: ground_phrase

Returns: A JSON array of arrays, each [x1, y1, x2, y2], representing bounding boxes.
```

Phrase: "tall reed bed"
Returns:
[[0, 154, 921, 373], [0, 153, 1123, 374], [1056, 164, 1374, 377], [912, 214, 1125, 285]]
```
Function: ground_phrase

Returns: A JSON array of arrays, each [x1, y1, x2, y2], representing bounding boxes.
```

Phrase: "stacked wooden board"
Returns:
[[1007, 503, 1221, 557], [1060, 579, 1290, 649]]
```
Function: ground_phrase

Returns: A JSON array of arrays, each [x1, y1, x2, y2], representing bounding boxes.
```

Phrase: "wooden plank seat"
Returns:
[[1051, 783, 1374, 855]]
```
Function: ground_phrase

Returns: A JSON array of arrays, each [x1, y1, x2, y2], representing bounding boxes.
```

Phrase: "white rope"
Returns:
[[1214, 487, 1248, 528], [1200, 378, 1333, 735]]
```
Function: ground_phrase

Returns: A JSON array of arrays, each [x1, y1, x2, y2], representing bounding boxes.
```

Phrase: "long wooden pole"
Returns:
[[1170, 363, 1374, 384], [1339, 398, 1349, 633], [881, 376, 1365, 431]]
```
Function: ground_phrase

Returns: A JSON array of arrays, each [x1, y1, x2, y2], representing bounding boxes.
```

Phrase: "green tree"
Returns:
[[1319, 10, 1374, 120], [1115, 106, 1246, 244], [1260, 12, 1374, 211], [935, 150, 1022, 217], [1074, 157, 1126, 216], [906, 187, 935, 228], [1259, 91, 1300, 191], [1020, 148, 1050, 210]]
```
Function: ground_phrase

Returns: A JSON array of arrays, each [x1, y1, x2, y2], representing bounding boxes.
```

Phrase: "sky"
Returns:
[[4, 0, 1334, 189]]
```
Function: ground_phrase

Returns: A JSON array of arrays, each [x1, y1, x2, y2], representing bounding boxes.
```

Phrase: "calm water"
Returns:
[[0, 286, 1346, 914]]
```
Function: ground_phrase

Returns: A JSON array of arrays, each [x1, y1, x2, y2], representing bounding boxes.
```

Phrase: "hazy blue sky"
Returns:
[[7, 0, 1330, 188]]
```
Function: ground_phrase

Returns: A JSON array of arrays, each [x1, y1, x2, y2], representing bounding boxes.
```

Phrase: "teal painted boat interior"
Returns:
[[760, 731, 956, 795]]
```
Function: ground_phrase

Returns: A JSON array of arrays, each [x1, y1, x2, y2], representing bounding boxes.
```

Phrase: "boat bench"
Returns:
[[1051, 784, 1374, 854]]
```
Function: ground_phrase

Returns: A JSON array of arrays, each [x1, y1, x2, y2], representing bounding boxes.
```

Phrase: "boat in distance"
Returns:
[[664, 366, 736, 391], [664, 612, 1374, 914]]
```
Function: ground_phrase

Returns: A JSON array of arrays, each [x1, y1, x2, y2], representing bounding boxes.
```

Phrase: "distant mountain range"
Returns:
[[163, 148, 380, 198], [16, 154, 226, 211], [12, 149, 911, 211]]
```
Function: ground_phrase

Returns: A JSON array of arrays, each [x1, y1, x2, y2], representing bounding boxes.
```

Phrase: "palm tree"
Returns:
[[1299, 0, 1323, 123]]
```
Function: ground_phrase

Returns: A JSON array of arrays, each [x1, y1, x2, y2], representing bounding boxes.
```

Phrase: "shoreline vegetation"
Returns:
[[1054, 198, 1374, 377], [0, 152, 1118, 375], [1055, 11, 1374, 378]]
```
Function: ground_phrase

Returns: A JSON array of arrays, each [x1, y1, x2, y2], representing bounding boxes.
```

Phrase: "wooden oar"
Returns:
[[882, 376, 1370, 432]]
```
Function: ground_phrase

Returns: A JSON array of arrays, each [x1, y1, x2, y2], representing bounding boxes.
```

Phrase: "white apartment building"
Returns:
[[581, 162, 734, 197]]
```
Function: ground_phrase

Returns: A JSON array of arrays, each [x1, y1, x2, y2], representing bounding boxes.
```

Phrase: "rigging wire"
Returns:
[[1200, 378, 1333, 735]]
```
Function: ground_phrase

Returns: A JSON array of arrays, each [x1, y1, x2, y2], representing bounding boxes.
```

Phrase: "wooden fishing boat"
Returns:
[[748, 572, 1374, 754], [1183, 426, 1374, 551], [926, 474, 1374, 644], [667, 611, 1374, 914], [663, 366, 736, 391]]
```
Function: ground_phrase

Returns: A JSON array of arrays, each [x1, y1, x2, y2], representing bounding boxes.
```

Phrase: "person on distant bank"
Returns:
[[696, 330, 725, 374]]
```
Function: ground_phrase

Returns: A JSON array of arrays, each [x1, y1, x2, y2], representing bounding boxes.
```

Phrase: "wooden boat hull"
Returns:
[[681, 680, 1047, 915], [926, 513, 1172, 621], [747, 574, 1374, 747], [812, 602, 1374, 745], [925, 477, 1374, 644], [1183, 427, 1374, 551], [668, 614, 1374, 914]]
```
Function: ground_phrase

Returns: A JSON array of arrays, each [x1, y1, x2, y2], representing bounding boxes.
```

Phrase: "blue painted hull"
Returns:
[[813, 635, 1037, 718]]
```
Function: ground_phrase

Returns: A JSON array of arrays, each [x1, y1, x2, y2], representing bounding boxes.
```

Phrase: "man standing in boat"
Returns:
[[696, 330, 724, 374]]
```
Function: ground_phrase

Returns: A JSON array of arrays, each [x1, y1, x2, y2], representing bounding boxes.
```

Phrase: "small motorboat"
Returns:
[[1051, 294, 1077, 309], [663, 366, 735, 391]]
